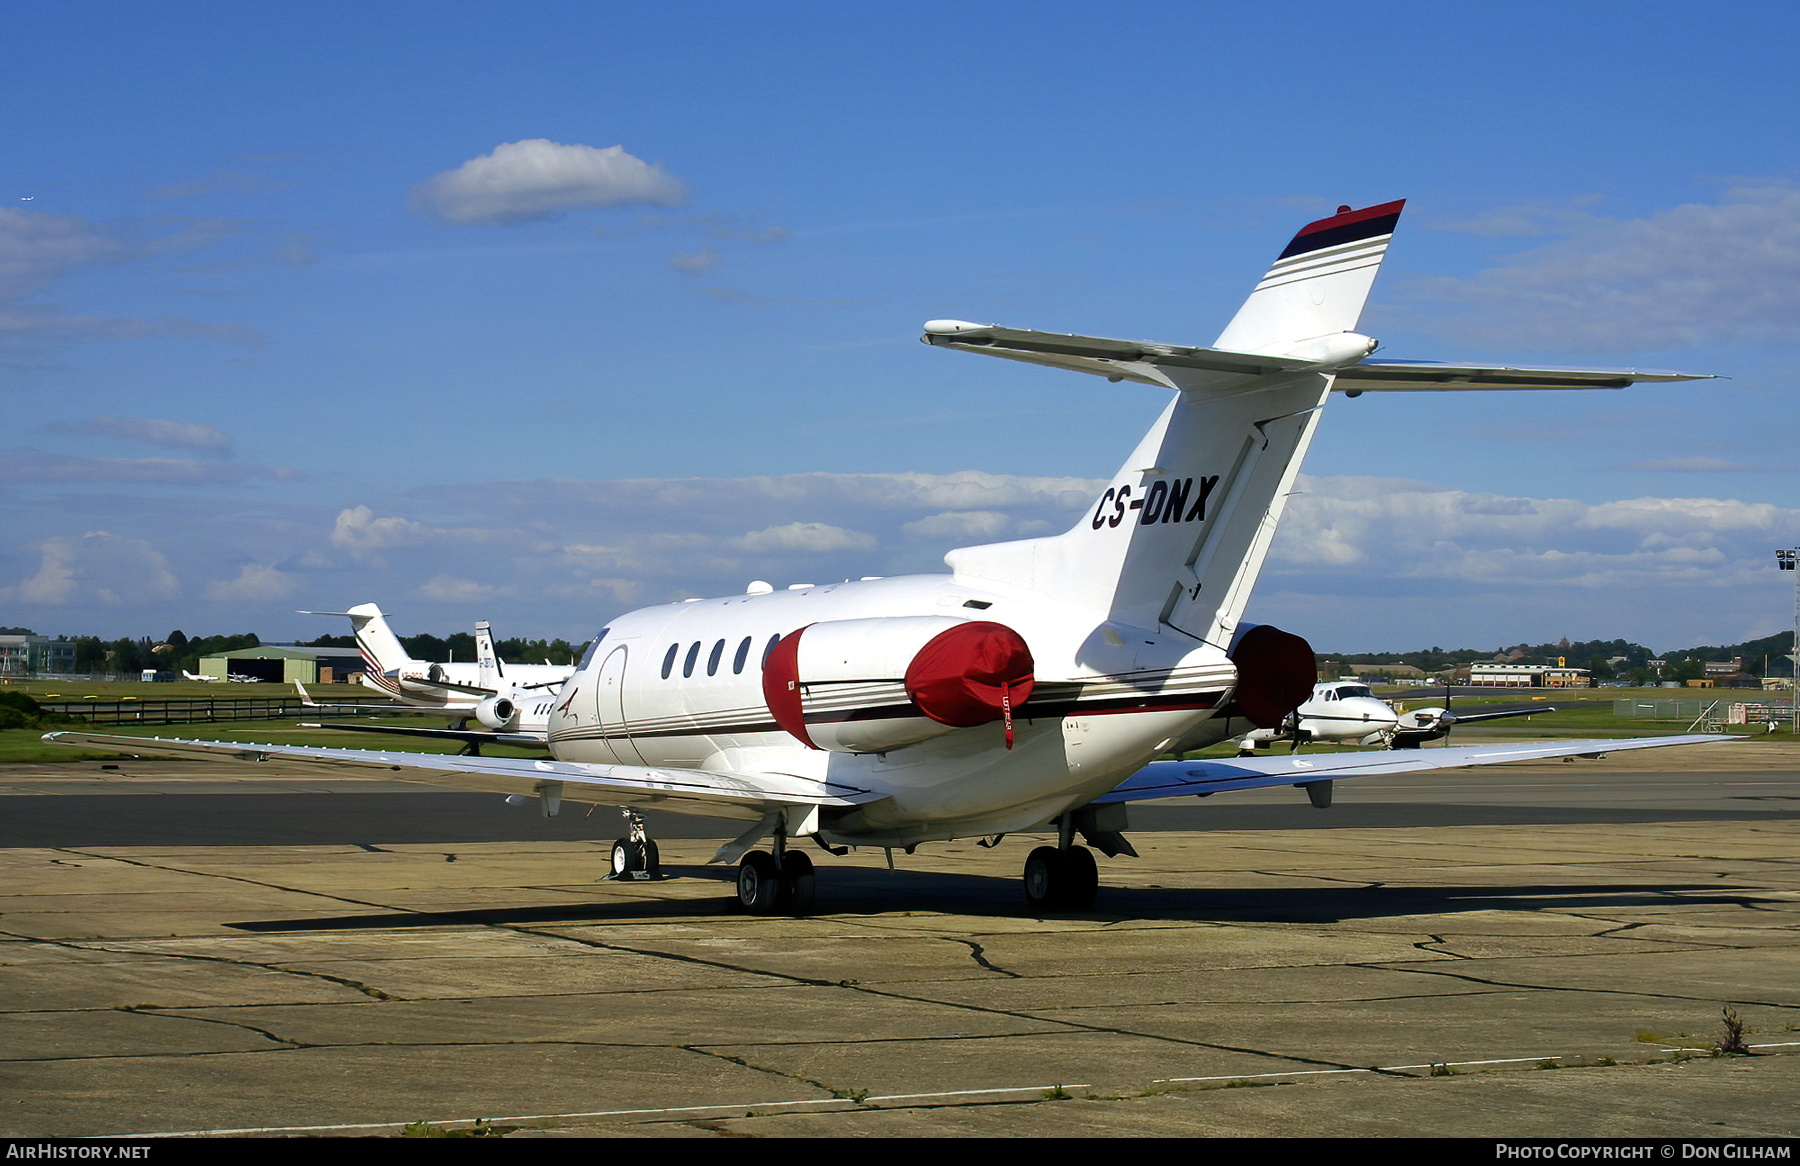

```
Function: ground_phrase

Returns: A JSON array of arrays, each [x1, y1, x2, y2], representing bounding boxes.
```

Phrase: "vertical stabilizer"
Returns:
[[1213, 200, 1403, 357], [474, 620, 505, 689], [343, 603, 413, 677], [945, 201, 1404, 647]]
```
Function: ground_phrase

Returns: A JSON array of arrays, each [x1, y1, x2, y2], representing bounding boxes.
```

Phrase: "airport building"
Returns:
[[1467, 662, 1591, 688], [197, 644, 365, 684], [0, 633, 76, 677]]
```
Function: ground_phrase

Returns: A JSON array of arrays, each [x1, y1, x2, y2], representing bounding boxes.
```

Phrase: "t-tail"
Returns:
[[298, 603, 416, 696], [474, 620, 505, 690], [929, 200, 1405, 650]]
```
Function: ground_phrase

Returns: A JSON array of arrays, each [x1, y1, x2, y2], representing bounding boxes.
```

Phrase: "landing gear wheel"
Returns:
[[1062, 845, 1098, 910], [641, 838, 661, 879], [737, 851, 780, 913], [1023, 845, 1065, 911], [610, 838, 645, 878], [779, 850, 816, 916]]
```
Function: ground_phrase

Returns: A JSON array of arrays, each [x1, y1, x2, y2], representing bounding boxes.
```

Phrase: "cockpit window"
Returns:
[[1341, 685, 1373, 699], [577, 629, 608, 671]]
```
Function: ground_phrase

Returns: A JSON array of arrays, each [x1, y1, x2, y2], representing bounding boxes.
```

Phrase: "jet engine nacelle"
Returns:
[[1227, 623, 1317, 729], [473, 694, 516, 731], [762, 616, 1036, 754]]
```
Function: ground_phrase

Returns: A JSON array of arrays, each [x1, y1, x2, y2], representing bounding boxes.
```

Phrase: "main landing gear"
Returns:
[[737, 836, 816, 916], [1023, 844, 1098, 911], [1022, 811, 1100, 911]]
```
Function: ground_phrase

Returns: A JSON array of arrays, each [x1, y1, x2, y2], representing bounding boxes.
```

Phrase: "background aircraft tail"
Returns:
[[474, 620, 505, 689], [300, 603, 414, 679], [946, 202, 1404, 651]]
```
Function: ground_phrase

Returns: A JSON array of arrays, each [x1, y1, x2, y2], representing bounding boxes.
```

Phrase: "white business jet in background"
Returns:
[[55, 201, 1722, 915], [298, 603, 574, 735]]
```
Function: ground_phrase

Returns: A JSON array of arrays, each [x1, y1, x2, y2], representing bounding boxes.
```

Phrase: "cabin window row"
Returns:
[[662, 633, 783, 680]]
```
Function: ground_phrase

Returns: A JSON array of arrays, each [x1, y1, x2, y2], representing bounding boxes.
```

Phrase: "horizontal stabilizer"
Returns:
[[1333, 361, 1715, 394], [921, 321, 1371, 391]]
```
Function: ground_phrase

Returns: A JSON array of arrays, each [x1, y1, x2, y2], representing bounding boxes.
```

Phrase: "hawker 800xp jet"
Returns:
[[52, 200, 1725, 915]]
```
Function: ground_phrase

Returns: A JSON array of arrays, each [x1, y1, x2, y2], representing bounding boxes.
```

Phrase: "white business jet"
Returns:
[[52, 200, 1723, 915], [299, 603, 574, 733]]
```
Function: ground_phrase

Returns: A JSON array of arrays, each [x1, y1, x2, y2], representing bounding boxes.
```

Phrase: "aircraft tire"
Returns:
[[610, 838, 644, 877], [780, 850, 816, 916], [1023, 846, 1066, 911], [1063, 845, 1098, 910], [643, 839, 661, 878], [738, 851, 781, 913]]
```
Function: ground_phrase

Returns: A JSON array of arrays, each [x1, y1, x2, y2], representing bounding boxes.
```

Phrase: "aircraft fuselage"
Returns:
[[546, 573, 1236, 846]]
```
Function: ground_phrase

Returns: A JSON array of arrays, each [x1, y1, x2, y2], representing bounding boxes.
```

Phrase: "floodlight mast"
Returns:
[[1781, 548, 1800, 733]]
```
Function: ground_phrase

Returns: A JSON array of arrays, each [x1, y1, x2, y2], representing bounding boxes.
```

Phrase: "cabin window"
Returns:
[[682, 642, 700, 678], [707, 638, 725, 676], [732, 636, 752, 674], [661, 643, 678, 680], [763, 633, 781, 668]]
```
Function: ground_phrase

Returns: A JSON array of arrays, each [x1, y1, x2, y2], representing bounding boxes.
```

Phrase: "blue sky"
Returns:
[[3, 1, 1797, 653]]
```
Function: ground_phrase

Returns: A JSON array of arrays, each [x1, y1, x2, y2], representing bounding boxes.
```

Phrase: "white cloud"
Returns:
[[415, 575, 506, 602], [204, 564, 298, 602], [1613, 456, 1754, 473], [410, 139, 689, 226], [1403, 183, 1800, 351], [329, 506, 436, 555], [666, 248, 721, 273], [5, 532, 179, 607], [735, 522, 877, 553], [0, 450, 297, 484], [902, 510, 1012, 540], [0, 207, 262, 344], [47, 415, 232, 455]]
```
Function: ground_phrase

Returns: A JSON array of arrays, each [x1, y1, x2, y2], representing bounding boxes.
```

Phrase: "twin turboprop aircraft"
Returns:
[[1233, 682, 1563, 752], [52, 200, 1724, 915]]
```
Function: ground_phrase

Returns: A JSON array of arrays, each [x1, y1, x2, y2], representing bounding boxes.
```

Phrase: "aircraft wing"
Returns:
[[1447, 704, 1562, 725], [1097, 734, 1738, 803], [41, 732, 884, 821], [1331, 361, 1713, 393], [300, 721, 549, 750]]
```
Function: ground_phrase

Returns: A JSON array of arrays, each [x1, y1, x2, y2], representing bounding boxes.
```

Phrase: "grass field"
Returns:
[[5, 682, 1786, 765]]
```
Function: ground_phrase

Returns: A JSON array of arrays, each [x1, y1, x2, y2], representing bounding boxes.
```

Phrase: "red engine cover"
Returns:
[[904, 621, 1036, 727], [1229, 624, 1317, 729]]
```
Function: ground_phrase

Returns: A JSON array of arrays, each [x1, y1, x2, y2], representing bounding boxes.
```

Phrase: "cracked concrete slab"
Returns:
[[2, 753, 1795, 1138]]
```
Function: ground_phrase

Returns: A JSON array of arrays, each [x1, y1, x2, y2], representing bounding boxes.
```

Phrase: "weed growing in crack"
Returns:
[[1043, 1084, 1071, 1100], [1536, 1060, 1560, 1070], [1718, 1006, 1750, 1056], [1634, 1030, 1663, 1044], [1596, 1056, 1617, 1067], [1222, 1079, 1274, 1089], [831, 1088, 870, 1104], [1429, 1063, 1459, 1077], [403, 1119, 509, 1138]]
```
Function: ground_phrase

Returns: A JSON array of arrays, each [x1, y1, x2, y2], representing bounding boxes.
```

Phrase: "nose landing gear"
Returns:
[[608, 809, 661, 880]]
